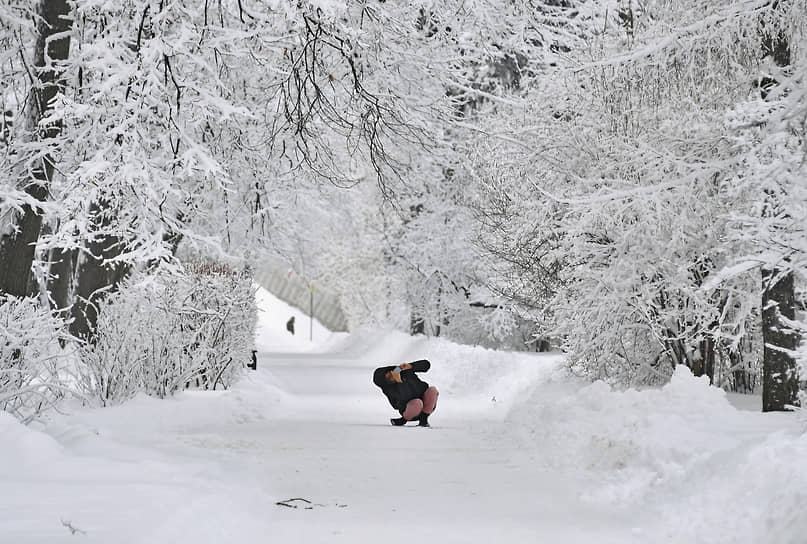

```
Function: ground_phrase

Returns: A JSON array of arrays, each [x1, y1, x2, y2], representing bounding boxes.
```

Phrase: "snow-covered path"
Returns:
[[4, 333, 641, 544], [89, 344, 640, 543], [186, 351, 637, 543]]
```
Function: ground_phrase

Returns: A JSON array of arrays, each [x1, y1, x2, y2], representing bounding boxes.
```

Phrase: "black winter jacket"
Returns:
[[372, 359, 431, 413]]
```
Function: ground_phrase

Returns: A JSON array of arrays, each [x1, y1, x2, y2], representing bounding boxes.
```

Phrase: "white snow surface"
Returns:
[[2, 289, 806, 543]]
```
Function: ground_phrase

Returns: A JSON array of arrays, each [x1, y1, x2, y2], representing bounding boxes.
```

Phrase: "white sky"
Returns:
[[1, 287, 805, 543]]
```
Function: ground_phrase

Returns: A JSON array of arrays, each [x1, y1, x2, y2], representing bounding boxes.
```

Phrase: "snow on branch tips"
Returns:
[[0, 295, 70, 423]]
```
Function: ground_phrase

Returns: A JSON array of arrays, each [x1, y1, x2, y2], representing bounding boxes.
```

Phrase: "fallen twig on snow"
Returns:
[[61, 519, 87, 535], [276, 497, 313, 509]]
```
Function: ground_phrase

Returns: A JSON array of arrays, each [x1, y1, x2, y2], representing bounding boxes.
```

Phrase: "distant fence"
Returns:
[[252, 263, 349, 332]]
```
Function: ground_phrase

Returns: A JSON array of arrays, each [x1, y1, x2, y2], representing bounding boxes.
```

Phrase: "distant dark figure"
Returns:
[[372, 359, 439, 427], [248, 349, 257, 370], [286, 316, 295, 335]]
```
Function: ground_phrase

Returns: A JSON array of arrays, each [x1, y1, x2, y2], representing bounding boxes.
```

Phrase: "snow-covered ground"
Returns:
[[2, 288, 805, 543]]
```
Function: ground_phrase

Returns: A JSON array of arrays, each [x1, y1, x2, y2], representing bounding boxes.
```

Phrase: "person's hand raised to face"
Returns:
[[386, 367, 403, 383]]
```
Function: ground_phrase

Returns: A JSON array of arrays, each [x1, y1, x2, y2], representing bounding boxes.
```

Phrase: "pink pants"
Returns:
[[402, 387, 439, 420]]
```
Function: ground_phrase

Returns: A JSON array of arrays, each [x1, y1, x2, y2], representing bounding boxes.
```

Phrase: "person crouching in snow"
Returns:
[[372, 359, 438, 427]]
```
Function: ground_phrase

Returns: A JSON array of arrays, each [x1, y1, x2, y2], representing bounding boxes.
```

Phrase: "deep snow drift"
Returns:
[[1, 287, 805, 543]]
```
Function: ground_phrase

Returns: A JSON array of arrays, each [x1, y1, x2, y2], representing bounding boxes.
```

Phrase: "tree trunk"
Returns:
[[0, 0, 72, 296], [761, 268, 798, 412], [698, 336, 716, 384], [410, 312, 424, 335], [70, 252, 129, 342], [0, 183, 48, 296], [759, 14, 798, 412], [69, 203, 130, 342], [729, 343, 754, 394]]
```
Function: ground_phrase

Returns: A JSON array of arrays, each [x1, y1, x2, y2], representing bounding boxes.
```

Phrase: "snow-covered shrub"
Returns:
[[77, 263, 256, 405], [434, 303, 543, 351], [0, 296, 70, 422]]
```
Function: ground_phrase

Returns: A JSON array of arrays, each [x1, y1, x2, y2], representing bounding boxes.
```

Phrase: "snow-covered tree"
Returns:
[[469, 0, 807, 390], [0, 0, 72, 297], [236, 0, 596, 348]]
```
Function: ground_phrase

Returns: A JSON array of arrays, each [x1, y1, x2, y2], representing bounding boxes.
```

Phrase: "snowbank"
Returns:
[[511, 366, 773, 496], [0, 411, 64, 471], [507, 365, 807, 543], [658, 431, 807, 544]]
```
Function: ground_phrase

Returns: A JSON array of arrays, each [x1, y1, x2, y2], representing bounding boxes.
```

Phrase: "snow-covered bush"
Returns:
[[431, 303, 542, 351], [0, 296, 70, 422], [77, 263, 256, 405]]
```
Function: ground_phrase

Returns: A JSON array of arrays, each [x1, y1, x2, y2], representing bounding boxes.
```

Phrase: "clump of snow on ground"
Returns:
[[0, 411, 64, 468]]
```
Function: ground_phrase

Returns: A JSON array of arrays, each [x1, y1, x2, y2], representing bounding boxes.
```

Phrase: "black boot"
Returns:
[[390, 417, 406, 426], [418, 413, 430, 427]]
